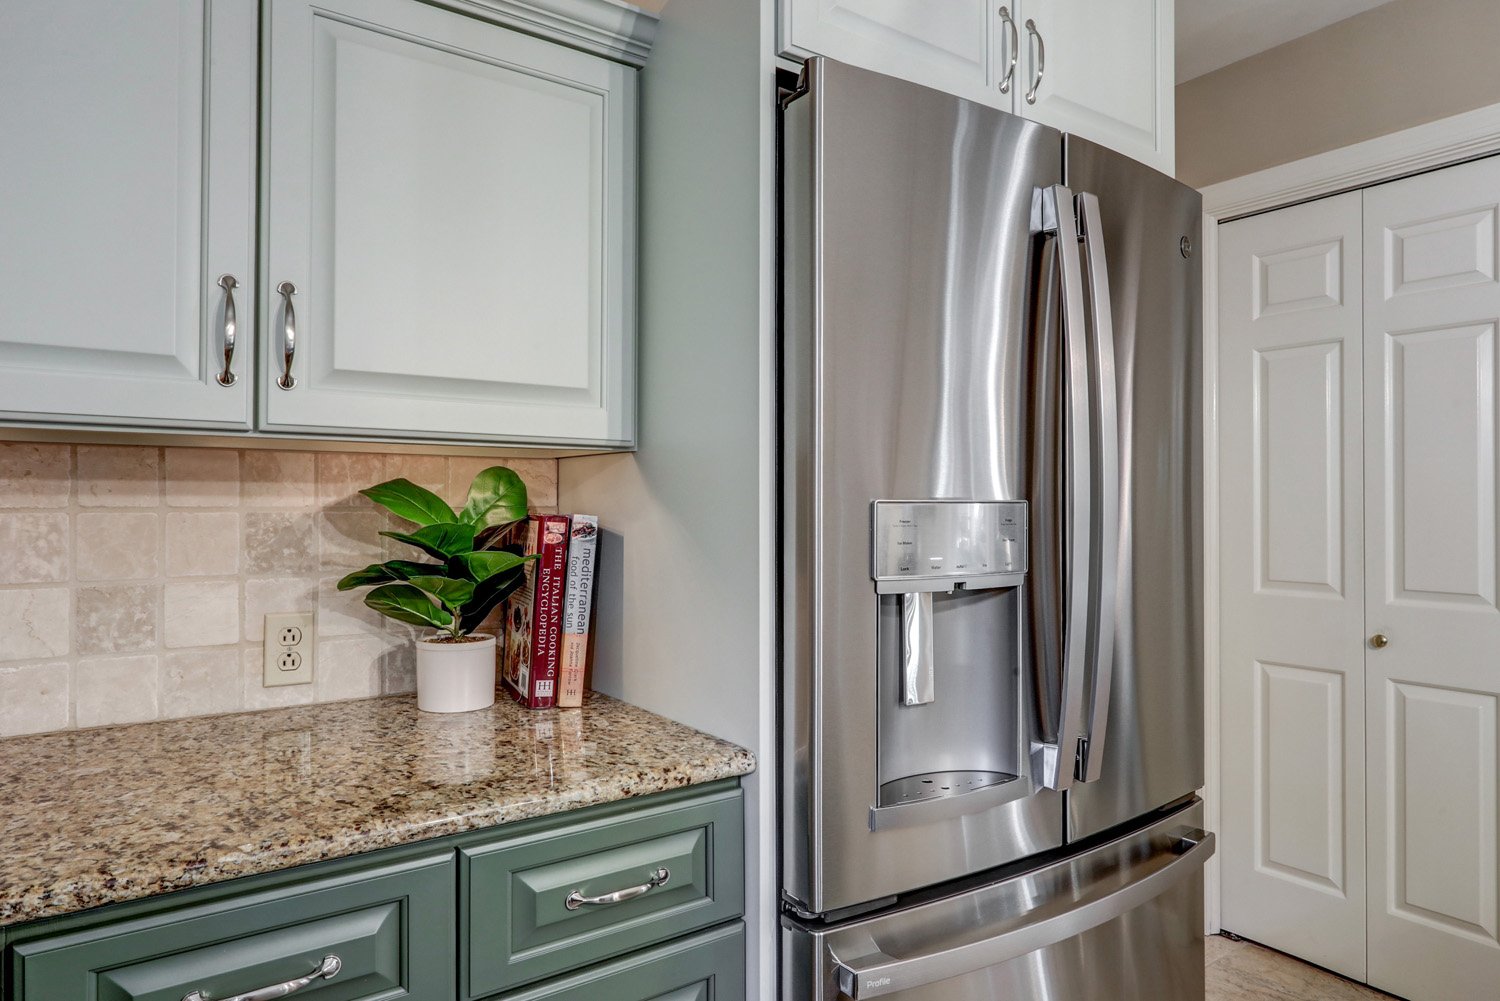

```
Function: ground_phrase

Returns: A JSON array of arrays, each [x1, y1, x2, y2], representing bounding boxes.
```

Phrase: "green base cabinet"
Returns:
[[11, 852, 454, 1001], [460, 785, 743, 997], [493, 923, 744, 1001], [2, 783, 746, 1001]]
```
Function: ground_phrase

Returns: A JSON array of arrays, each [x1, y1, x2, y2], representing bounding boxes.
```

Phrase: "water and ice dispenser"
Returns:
[[870, 500, 1030, 829]]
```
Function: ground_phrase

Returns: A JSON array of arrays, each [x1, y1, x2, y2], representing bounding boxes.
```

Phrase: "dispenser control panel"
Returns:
[[871, 500, 1028, 594]]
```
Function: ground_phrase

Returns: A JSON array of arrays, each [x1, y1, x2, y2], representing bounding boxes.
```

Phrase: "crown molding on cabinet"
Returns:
[[1201, 101, 1500, 221], [431, 0, 658, 66]]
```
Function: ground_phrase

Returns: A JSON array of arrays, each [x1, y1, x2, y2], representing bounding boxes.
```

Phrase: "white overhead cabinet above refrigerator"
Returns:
[[0, 0, 645, 450], [777, 0, 1174, 174]]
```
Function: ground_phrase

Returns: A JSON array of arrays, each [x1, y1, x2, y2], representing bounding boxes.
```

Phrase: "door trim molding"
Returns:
[[1199, 99, 1500, 935]]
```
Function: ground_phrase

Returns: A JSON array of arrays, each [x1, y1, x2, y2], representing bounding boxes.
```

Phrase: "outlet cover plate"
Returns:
[[264, 611, 314, 687]]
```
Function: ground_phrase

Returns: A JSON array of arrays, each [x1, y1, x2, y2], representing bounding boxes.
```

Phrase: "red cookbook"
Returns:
[[500, 514, 570, 708]]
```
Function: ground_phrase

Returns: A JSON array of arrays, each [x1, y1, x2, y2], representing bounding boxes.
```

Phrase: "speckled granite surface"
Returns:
[[0, 692, 754, 927]]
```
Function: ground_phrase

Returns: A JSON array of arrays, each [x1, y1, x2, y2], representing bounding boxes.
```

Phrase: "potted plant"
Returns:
[[338, 466, 533, 713]]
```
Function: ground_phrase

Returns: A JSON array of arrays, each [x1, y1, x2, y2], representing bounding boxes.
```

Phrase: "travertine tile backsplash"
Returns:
[[0, 443, 556, 737]]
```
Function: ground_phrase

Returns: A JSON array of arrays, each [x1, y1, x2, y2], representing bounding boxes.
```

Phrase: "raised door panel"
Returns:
[[1217, 191, 1367, 979], [262, 0, 635, 446], [778, 0, 1000, 109], [1022, 0, 1173, 173], [1363, 155, 1500, 1001], [0, 0, 255, 428], [499, 923, 744, 1001]]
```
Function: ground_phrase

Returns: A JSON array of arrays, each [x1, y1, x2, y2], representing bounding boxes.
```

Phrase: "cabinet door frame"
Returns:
[[0, 0, 257, 431], [259, 0, 637, 448], [1202, 100, 1500, 938], [777, 0, 1003, 110], [1018, 0, 1173, 174]]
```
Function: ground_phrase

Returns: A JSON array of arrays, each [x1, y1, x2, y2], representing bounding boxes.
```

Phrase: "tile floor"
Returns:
[[1207, 935, 1398, 1000]]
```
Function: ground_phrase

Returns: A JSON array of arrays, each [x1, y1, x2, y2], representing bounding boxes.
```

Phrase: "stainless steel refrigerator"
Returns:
[[780, 58, 1212, 1000]]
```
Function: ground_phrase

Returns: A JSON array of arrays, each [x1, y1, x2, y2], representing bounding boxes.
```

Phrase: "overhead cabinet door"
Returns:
[[260, 0, 637, 446], [1022, 0, 1173, 174], [0, 0, 256, 429], [778, 0, 997, 107]]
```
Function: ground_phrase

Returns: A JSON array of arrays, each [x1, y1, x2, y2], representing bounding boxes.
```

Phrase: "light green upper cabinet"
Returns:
[[260, 0, 638, 447], [0, 0, 645, 449], [778, 0, 1174, 174], [0, 0, 257, 429]]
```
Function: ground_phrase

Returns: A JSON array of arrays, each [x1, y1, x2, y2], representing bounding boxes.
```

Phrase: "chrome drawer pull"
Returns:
[[565, 867, 670, 910], [181, 954, 341, 1001]]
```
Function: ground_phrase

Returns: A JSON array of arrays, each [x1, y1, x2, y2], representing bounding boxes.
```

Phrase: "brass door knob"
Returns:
[[1369, 633, 1389, 649]]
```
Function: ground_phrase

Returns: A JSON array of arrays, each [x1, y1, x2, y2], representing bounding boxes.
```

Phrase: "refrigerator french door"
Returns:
[[781, 57, 1207, 999]]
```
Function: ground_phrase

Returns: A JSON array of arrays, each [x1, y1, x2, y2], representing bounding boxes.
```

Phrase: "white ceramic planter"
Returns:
[[415, 633, 497, 713]]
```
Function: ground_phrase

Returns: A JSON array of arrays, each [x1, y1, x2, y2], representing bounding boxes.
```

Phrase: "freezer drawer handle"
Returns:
[[565, 867, 670, 910], [831, 830, 1214, 999], [181, 954, 341, 1001]]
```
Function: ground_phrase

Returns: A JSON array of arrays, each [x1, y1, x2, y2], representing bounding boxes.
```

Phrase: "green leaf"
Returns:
[[359, 478, 456, 526], [459, 566, 526, 634], [405, 575, 476, 611], [364, 583, 453, 630], [379, 522, 476, 560], [336, 560, 443, 591], [458, 466, 529, 528], [452, 550, 532, 583]]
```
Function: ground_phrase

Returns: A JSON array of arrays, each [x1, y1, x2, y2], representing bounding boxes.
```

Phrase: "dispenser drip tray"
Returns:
[[878, 770, 1020, 808]]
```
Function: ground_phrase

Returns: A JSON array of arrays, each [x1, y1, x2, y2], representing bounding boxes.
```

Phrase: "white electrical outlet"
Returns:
[[263, 611, 314, 687]]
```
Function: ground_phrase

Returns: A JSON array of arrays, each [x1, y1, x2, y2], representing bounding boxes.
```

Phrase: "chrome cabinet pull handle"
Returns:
[[215, 274, 239, 387], [565, 867, 670, 910], [181, 954, 341, 1001], [1024, 18, 1045, 104], [997, 6, 1019, 94], [276, 280, 297, 390]]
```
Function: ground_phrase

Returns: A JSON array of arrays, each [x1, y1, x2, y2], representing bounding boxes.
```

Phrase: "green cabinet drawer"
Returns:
[[460, 786, 743, 997], [494, 923, 744, 1001], [11, 852, 454, 1001]]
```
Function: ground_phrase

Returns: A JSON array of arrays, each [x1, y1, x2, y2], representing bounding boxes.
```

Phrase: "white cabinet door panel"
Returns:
[[1363, 156, 1500, 1001], [779, 0, 995, 106], [1218, 192, 1368, 979], [0, 0, 255, 428], [262, 0, 635, 446], [1021, 0, 1172, 174]]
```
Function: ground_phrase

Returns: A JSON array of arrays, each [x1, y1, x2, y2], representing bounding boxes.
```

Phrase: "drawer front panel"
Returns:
[[13, 853, 453, 1001], [495, 922, 744, 1001], [462, 788, 743, 997]]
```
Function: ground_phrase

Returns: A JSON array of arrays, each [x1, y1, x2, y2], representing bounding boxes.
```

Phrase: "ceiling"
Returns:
[[1177, 0, 1397, 82]]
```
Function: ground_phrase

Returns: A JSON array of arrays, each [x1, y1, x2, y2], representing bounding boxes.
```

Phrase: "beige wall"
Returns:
[[0, 443, 554, 736], [1177, 0, 1500, 189]]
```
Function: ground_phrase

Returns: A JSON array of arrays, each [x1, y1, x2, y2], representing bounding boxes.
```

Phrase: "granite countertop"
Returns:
[[0, 693, 755, 928]]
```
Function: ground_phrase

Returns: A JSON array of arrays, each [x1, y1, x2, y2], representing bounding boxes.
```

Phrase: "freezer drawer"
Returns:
[[783, 800, 1211, 1001]]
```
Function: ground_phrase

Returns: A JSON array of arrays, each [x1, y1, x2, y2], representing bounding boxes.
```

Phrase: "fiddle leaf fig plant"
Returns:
[[337, 466, 534, 640]]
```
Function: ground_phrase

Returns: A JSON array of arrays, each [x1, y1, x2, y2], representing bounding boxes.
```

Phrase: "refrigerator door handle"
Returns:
[[1031, 184, 1092, 791], [830, 830, 1215, 999], [1076, 191, 1119, 783]]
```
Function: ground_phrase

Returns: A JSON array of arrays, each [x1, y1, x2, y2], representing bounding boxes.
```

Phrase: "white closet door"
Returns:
[[1363, 156, 1500, 1001], [1218, 192, 1368, 979]]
